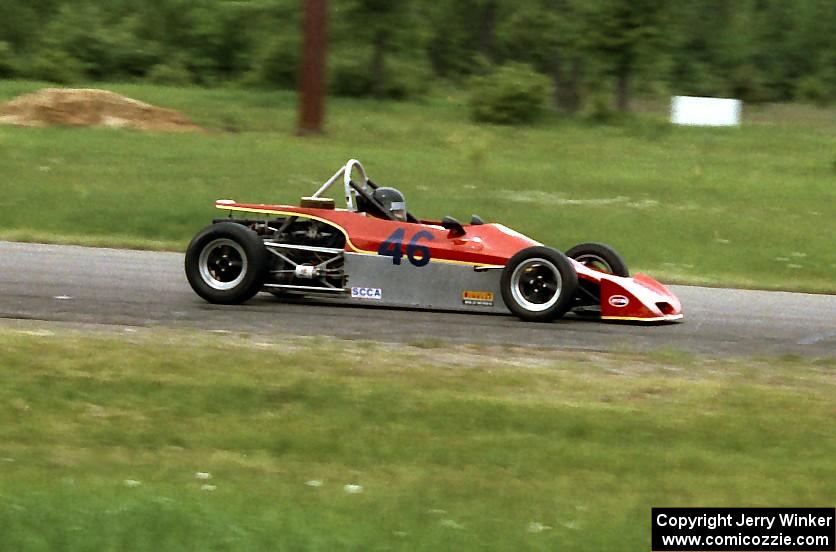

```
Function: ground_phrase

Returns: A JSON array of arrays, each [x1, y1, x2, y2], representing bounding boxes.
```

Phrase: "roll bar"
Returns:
[[309, 159, 417, 223], [311, 159, 368, 212]]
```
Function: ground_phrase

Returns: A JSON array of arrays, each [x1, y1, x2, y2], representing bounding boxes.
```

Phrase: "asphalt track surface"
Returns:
[[1, 241, 834, 357]]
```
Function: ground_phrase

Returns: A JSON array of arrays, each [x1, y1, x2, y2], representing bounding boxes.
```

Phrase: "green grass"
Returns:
[[1, 80, 835, 291], [0, 327, 834, 551]]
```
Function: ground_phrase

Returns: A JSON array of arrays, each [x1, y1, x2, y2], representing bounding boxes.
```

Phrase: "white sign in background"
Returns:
[[671, 96, 742, 126]]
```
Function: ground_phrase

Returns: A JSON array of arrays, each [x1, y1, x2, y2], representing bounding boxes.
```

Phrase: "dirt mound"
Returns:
[[0, 88, 202, 132]]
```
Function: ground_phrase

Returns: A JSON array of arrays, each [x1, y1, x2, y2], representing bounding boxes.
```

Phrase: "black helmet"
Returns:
[[372, 187, 407, 221]]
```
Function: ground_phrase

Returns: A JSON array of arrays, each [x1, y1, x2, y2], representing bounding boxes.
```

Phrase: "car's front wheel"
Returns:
[[500, 246, 578, 322], [185, 222, 268, 304]]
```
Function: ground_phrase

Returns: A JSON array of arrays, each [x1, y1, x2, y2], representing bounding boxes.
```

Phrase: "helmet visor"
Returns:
[[389, 200, 406, 220]]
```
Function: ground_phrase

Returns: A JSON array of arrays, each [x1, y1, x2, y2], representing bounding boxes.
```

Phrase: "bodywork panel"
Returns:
[[341, 252, 508, 313], [215, 202, 538, 267]]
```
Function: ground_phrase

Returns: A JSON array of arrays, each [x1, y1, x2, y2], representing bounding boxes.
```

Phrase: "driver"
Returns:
[[371, 187, 408, 221]]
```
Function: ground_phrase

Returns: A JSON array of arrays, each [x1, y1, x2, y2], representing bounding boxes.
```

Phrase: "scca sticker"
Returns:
[[608, 295, 629, 307], [462, 290, 494, 307], [351, 287, 382, 300]]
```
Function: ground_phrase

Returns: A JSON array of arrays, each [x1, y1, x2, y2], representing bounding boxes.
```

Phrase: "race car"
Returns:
[[185, 159, 682, 323]]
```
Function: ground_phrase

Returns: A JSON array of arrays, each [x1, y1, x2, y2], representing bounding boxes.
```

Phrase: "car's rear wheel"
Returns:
[[500, 246, 578, 322], [185, 222, 268, 304], [566, 242, 629, 277]]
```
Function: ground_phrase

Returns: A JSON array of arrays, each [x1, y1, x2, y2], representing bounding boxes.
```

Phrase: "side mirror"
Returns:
[[441, 215, 466, 237], [470, 214, 485, 225]]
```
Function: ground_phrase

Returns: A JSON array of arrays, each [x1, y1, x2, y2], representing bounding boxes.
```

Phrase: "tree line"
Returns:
[[1, 0, 833, 112]]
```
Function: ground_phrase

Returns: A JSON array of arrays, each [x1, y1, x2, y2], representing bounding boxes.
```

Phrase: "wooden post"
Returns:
[[297, 0, 327, 135]]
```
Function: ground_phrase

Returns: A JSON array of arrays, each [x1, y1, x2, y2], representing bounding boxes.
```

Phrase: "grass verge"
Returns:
[[1, 326, 834, 551], [1, 81, 835, 292]]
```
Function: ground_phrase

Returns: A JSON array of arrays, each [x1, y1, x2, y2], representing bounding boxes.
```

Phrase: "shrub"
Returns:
[[329, 49, 431, 100], [39, 4, 110, 79], [796, 75, 833, 107], [33, 7, 149, 80], [103, 16, 163, 78], [243, 35, 298, 89], [729, 63, 767, 103], [329, 52, 375, 98], [584, 89, 618, 124], [669, 60, 726, 99], [468, 63, 552, 125], [0, 41, 16, 78], [375, 57, 432, 100], [146, 60, 194, 86], [25, 49, 86, 84]]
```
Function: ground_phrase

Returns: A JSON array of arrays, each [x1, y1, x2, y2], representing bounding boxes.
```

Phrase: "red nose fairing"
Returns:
[[573, 261, 683, 322]]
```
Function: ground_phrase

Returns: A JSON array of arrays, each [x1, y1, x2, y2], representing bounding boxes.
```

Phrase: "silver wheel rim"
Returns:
[[198, 238, 248, 291], [574, 253, 613, 274], [510, 257, 562, 312]]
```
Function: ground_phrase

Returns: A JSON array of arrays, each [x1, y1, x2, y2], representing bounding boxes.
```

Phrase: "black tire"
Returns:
[[565, 242, 629, 277], [185, 222, 268, 304], [500, 246, 578, 322]]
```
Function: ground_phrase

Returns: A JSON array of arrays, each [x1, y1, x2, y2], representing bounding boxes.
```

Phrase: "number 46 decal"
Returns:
[[377, 229, 434, 267]]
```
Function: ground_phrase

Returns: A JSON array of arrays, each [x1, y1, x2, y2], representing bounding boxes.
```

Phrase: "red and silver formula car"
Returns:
[[185, 159, 682, 322]]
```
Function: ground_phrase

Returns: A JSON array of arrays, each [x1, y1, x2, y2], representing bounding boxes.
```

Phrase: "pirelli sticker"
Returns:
[[462, 290, 494, 307]]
